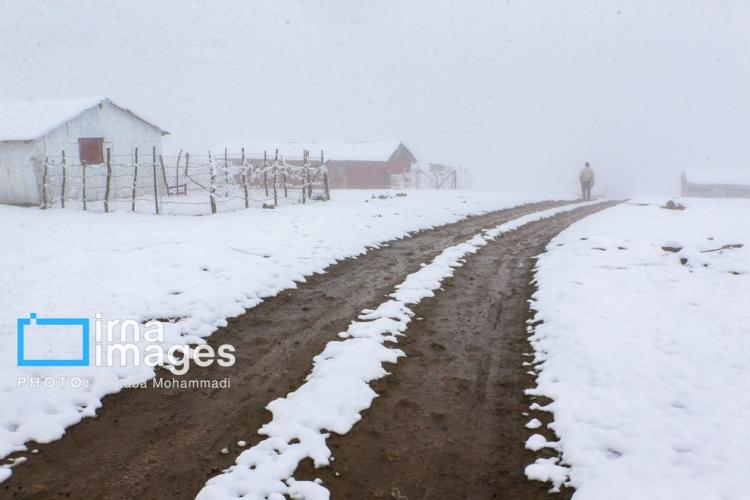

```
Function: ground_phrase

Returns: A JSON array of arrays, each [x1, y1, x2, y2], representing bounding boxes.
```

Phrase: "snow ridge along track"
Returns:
[[197, 201, 606, 500]]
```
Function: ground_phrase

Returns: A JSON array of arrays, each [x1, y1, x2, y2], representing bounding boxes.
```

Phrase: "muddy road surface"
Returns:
[[3, 200, 614, 500], [302, 201, 616, 500]]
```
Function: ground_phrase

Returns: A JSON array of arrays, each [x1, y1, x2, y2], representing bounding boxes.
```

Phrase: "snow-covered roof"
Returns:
[[684, 169, 750, 186], [0, 97, 168, 141], [214, 140, 412, 162]]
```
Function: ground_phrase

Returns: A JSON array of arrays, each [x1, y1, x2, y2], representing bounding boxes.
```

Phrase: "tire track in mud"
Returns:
[[300, 201, 617, 500], [3, 200, 569, 500]]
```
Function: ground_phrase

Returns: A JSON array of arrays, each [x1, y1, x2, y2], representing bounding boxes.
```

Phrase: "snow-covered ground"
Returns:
[[197, 201, 601, 500], [0, 189, 571, 482], [526, 197, 750, 500]]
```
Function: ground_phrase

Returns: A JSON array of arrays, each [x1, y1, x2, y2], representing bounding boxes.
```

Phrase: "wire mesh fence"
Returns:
[[40, 147, 331, 215], [390, 164, 471, 190]]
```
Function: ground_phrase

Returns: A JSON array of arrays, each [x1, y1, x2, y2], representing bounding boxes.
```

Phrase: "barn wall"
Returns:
[[327, 161, 390, 189], [241, 159, 411, 189], [228, 145, 418, 190], [42, 101, 164, 163], [682, 182, 750, 198], [0, 141, 44, 205], [388, 159, 412, 175]]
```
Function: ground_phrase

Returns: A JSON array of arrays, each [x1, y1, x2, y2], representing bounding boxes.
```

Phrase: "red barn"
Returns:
[[216, 141, 418, 189]]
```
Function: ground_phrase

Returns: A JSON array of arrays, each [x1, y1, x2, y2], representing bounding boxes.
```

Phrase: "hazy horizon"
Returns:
[[1, 0, 749, 197]]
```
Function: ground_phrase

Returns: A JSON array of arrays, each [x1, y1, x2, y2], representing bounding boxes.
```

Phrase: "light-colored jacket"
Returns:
[[579, 166, 595, 184]]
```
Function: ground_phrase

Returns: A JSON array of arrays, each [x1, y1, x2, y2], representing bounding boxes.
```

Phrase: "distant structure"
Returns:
[[216, 141, 417, 189], [425, 163, 472, 190], [0, 97, 168, 205], [681, 170, 750, 198]]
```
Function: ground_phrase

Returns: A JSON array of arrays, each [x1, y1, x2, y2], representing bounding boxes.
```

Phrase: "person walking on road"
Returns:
[[579, 162, 595, 201]]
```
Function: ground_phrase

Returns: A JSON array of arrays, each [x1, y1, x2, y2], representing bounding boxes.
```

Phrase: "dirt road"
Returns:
[[3, 200, 613, 499], [301, 202, 615, 499]]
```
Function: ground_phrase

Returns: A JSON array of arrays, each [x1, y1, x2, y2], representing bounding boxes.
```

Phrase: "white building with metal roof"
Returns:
[[0, 97, 168, 205]]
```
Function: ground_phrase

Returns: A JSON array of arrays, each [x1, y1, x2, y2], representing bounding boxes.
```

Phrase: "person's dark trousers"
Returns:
[[581, 181, 592, 201]]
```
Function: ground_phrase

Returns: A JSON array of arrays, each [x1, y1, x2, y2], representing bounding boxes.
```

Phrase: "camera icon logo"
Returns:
[[17, 313, 90, 367]]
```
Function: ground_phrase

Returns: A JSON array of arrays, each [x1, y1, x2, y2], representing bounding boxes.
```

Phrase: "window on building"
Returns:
[[78, 138, 104, 164]]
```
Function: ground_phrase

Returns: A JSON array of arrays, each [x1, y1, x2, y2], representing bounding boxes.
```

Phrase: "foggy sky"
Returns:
[[1, 0, 749, 196]]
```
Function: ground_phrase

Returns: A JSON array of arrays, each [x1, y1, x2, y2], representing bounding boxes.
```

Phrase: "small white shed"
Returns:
[[0, 97, 168, 206]]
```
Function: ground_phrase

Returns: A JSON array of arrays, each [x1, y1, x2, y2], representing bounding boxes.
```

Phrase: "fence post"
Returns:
[[263, 151, 269, 197], [322, 150, 330, 201], [282, 159, 288, 198], [175, 150, 182, 187], [152, 146, 159, 214], [241, 147, 248, 209], [159, 154, 168, 195], [61, 150, 66, 208], [82, 162, 87, 211], [272, 149, 278, 207], [301, 149, 307, 205], [41, 156, 49, 209], [305, 149, 310, 204], [185, 152, 190, 177], [307, 152, 313, 199], [131, 147, 139, 212], [224, 148, 229, 197], [208, 151, 217, 214], [104, 147, 112, 213]]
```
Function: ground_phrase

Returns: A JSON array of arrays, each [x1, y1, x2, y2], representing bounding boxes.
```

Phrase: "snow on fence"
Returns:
[[39, 147, 331, 215], [391, 164, 472, 190]]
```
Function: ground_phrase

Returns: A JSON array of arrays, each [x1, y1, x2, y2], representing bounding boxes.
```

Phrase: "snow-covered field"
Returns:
[[526, 197, 750, 500], [0, 189, 571, 482]]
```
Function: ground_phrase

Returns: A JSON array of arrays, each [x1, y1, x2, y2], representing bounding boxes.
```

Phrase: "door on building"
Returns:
[[78, 137, 104, 164]]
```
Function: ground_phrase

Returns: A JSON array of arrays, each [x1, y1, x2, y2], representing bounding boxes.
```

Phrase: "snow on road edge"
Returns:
[[196, 200, 603, 500]]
